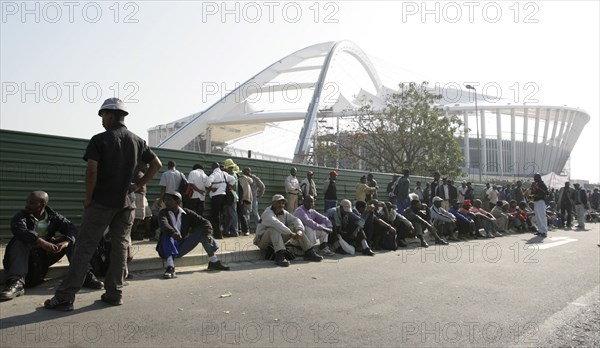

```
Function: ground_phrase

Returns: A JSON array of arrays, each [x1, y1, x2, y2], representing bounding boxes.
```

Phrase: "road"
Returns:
[[1, 225, 599, 347]]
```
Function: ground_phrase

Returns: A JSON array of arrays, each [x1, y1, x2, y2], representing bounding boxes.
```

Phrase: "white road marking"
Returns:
[[528, 236, 578, 249]]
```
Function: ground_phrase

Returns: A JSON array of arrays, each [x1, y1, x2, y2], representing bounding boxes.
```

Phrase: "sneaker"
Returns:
[[493, 232, 503, 237], [207, 260, 230, 271], [274, 250, 290, 267], [163, 266, 176, 279], [420, 239, 429, 248], [0, 280, 25, 301], [83, 272, 104, 290], [100, 293, 123, 306], [435, 239, 449, 245], [44, 297, 74, 311], [318, 245, 336, 256], [539, 233, 547, 238], [243, 232, 250, 236], [397, 239, 408, 247], [304, 248, 324, 262], [361, 247, 375, 256]]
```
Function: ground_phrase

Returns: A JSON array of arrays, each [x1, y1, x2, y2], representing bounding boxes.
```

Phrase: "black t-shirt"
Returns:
[[84, 124, 157, 208]]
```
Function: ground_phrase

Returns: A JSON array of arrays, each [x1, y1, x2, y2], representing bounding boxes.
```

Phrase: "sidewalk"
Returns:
[[0, 234, 263, 281]]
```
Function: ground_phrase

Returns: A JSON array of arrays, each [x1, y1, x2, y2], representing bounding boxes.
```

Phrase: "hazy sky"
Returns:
[[1, 1, 598, 182]]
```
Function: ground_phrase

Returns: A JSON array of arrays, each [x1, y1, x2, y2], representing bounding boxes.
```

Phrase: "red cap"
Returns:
[[463, 200, 472, 206], [329, 170, 338, 176]]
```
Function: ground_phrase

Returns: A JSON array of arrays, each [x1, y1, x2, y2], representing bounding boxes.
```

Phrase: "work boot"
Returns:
[[435, 239, 449, 245], [304, 247, 324, 262], [83, 271, 104, 290], [207, 260, 230, 271], [397, 239, 408, 248], [0, 279, 25, 301], [163, 266, 176, 279], [274, 250, 290, 267], [361, 247, 375, 256]]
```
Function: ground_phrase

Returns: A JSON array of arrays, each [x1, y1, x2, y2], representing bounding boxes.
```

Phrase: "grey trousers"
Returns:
[[256, 228, 313, 253], [55, 203, 133, 302]]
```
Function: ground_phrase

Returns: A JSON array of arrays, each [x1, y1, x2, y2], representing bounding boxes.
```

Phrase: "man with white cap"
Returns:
[[300, 171, 317, 201], [156, 192, 229, 279], [430, 196, 458, 241], [285, 167, 302, 212], [325, 199, 375, 256], [45, 97, 162, 310], [254, 194, 323, 267]]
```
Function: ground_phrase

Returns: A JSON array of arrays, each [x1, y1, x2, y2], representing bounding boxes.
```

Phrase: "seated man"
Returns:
[[430, 196, 458, 241], [469, 199, 501, 238], [293, 195, 335, 256], [355, 200, 397, 250], [1, 191, 102, 301], [156, 192, 229, 279], [490, 201, 510, 233], [254, 194, 323, 267], [404, 194, 448, 247], [384, 202, 413, 247], [325, 199, 375, 256], [546, 201, 561, 229], [448, 199, 478, 239]]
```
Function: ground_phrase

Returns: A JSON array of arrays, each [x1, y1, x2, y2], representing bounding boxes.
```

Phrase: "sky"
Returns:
[[1, 1, 599, 183]]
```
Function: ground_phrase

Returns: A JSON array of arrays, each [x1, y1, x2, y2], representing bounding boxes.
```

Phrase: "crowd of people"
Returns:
[[1, 98, 598, 309]]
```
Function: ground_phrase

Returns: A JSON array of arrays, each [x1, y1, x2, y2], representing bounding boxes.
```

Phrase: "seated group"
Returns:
[[0, 188, 544, 301]]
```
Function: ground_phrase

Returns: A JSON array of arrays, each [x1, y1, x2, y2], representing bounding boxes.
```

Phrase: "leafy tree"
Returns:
[[315, 82, 465, 177]]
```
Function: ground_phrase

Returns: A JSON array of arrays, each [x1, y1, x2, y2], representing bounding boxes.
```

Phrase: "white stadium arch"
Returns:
[[150, 41, 590, 178]]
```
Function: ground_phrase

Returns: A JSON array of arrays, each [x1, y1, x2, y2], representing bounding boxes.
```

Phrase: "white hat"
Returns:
[[272, 194, 286, 202], [340, 199, 352, 213]]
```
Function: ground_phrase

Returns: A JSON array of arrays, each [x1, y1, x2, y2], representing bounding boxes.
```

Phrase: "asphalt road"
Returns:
[[1, 225, 599, 347]]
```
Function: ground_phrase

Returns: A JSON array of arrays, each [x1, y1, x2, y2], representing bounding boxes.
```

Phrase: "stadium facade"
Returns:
[[148, 41, 590, 179]]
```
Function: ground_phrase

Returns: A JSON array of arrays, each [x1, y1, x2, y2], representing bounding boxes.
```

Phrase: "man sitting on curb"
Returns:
[[404, 194, 448, 247], [156, 192, 229, 279], [1, 191, 103, 301], [430, 196, 458, 241], [254, 194, 323, 267], [325, 199, 376, 256], [293, 195, 336, 256]]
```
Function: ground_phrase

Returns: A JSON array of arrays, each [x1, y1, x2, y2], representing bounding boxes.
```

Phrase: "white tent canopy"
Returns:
[[542, 172, 570, 189]]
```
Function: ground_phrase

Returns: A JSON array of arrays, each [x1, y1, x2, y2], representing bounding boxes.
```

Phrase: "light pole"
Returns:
[[465, 84, 482, 183]]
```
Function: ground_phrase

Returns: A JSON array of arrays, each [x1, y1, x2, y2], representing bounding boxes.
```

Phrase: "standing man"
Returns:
[[558, 181, 574, 228], [366, 173, 378, 202], [45, 98, 162, 310], [187, 164, 208, 216], [300, 171, 317, 201], [395, 169, 411, 212], [430, 171, 441, 205], [285, 167, 302, 212], [207, 162, 234, 239], [530, 173, 549, 238], [572, 183, 589, 230], [245, 167, 265, 231], [512, 181, 525, 204], [323, 171, 338, 212], [458, 181, 468, 204], [159, 161, 185, 204]]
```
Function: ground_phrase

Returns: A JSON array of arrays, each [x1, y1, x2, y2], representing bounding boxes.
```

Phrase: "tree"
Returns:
[[316, 82, 465, 176]]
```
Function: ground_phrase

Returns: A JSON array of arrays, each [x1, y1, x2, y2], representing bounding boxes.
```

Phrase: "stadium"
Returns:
[[148, 41, 590, 179]]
